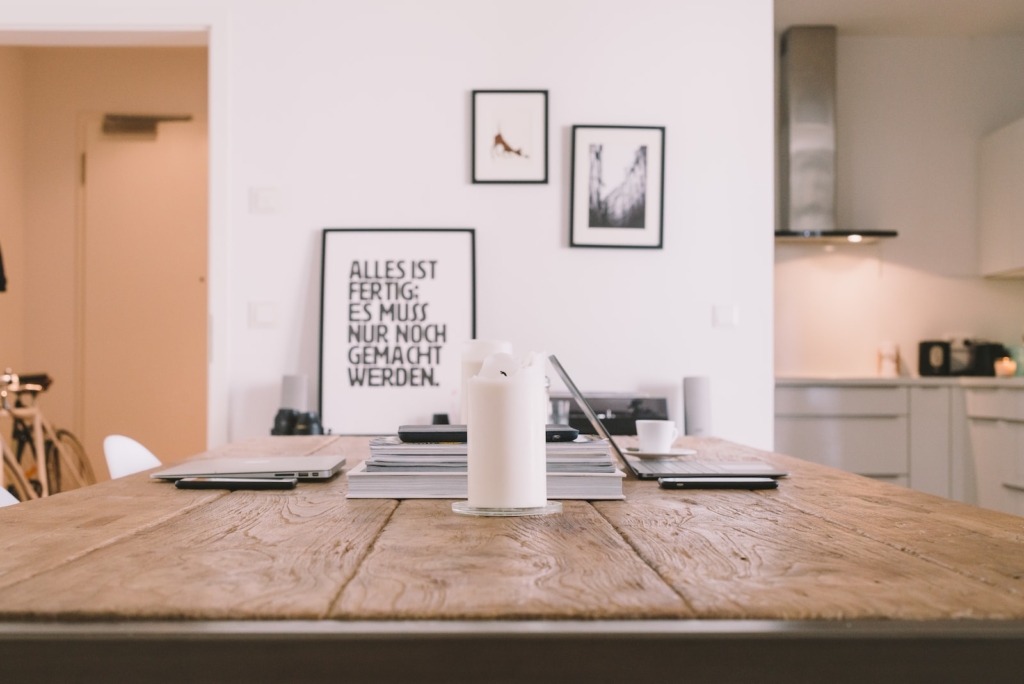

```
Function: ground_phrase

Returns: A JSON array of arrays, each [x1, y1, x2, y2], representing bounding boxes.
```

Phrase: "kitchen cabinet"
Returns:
[[965, 387, 1024, 515], [777, 378, 1024, 514], [775, 384, 909, 485], [908, 386, 952, 498], [979, 116, 1024, 277]]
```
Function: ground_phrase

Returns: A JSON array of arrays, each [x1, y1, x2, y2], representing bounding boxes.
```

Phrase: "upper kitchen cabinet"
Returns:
[[979, 117, 1024, 278]]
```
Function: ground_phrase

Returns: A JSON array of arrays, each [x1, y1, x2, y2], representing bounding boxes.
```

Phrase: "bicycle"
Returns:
[[1, 369, 96, 501]]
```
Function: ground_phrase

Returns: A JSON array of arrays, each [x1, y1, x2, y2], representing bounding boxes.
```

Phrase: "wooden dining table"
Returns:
[[2, 434, 1024, 683]]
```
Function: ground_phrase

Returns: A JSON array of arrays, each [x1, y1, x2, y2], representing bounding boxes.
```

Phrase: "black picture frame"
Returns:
[[569, 125, 666, 249], [318, 228, 476, 435], [471, 90, 548, 184]]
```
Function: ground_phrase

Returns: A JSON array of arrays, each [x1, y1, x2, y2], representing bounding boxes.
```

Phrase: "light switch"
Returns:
[[713, 304, 738, 328], [249, 187, 280, 214], [248, 301, 278, 329]]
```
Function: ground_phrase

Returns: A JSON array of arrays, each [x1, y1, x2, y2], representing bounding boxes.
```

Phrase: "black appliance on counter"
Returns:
[[919, 341, 951, 376], [555, 394, 669, 436], [965, 342, 1010, 377], [920, 340, 1008, 377]]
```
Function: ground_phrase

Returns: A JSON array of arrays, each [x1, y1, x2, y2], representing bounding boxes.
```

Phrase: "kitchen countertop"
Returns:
[[776, 376, 1024, 388]]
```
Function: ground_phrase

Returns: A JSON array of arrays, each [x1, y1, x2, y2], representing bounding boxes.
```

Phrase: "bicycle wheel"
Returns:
[[11, 418, 43, 496], [45, 437, 63, 494], [53, 429, 96, 489], [3, 454, 35, 502]]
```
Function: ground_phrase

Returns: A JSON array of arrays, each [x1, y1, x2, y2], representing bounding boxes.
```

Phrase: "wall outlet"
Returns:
[[248, 187, 280, 214], [248, 301, 278, 329], [713, 304, 738, 329]]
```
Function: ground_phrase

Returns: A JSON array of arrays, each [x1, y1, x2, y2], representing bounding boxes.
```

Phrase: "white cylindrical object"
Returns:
[[460, 339, 513, 424], [878, 342, 899, 378], [636, 420, 679, 453], [467, 352, 547, 509], [281, 374, 308, 412], [683, 376, 712, 437]]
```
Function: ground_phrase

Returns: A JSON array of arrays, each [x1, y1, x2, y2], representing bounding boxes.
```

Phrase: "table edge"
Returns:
[[4, 619, 1024, 640]]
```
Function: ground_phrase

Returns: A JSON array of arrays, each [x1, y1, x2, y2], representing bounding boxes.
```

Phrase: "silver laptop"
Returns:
[[151, 455, 346, 481], [547, 355, 787, 480]]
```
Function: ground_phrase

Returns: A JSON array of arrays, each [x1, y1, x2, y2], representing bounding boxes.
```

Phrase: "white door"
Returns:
[[79, 114, 207, 473]]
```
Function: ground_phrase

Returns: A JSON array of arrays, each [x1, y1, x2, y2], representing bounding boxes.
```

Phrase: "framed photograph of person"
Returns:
[[472, 90, 548, 184], [569, 125, 666, 249]]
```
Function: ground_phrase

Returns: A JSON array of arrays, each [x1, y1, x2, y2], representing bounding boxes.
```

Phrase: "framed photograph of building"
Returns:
[[569, 125, 666, 248], [472, 90, 548, 184], [319, 228, 476, 434]]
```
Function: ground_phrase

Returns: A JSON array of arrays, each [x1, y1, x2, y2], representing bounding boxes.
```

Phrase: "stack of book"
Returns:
[[346, 435, 625, 499]]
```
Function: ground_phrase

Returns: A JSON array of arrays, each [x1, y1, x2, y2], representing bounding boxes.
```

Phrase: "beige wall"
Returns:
[[0, 47, 26, 373], [21, 47, 207, 434], [776, 36, 1024, 377]]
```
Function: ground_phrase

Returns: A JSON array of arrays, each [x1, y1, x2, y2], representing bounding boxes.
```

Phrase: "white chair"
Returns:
[[103, 435, 161, 479], [0, 488, 19, 507]]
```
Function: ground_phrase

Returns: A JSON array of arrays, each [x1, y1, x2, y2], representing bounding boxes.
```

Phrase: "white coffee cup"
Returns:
[[635, 420, 679, 454]]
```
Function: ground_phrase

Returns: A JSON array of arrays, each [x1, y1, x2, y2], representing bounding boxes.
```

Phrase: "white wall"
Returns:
[[227, 0, 775, 448], [776, 36, 1024, 377], [0, 48, 26, 373], [0, 0, 777, 451]]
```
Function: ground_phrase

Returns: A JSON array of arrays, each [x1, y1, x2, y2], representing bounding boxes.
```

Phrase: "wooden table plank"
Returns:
[[593, 437, 1024, 619], [681, 438, 1024, 600], [595, 481, 1024, 619], [768, 458, 1024, 597], [0, 437, 346, 588], [0, 476, 225, 591], [0, 435, 362, 616], [333, 499, 690, 619], [0, 475, 396, 620]]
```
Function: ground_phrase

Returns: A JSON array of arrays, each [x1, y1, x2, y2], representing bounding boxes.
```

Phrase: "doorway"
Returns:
[[7, 45, 210, 475], [77, 111, 208, 468]]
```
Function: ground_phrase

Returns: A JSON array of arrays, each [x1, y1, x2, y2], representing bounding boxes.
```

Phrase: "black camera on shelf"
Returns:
[[271, 408, 324, 436]]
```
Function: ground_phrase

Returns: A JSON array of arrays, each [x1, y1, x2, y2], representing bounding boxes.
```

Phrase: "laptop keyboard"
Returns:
[[630, 459, 777, 476]]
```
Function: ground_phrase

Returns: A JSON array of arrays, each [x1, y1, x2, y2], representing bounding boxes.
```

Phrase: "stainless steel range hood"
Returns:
[[777, 26, 896, 244]]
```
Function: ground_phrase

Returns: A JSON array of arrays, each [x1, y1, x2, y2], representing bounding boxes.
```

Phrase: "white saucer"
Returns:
[[624, 446, 698, 460]]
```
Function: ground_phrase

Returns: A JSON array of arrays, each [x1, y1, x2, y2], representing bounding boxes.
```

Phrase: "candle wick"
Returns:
[[500, 371, 507, 376]]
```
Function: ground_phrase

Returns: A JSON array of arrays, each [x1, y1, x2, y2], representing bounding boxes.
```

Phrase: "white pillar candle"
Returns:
[[995, 356, 1018, 378], [460, 339, 513, 424], [280, 374, 308, 412], [467, 352, 547, 509]]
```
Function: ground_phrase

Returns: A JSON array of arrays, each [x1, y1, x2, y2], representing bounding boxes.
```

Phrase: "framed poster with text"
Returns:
[[319, 229, 476, 434]]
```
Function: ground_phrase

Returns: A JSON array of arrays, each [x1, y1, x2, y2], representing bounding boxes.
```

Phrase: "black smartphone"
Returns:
[[398, 424, 579, 443], [175, 477, 297, 490], [658, 477, 778, 490]]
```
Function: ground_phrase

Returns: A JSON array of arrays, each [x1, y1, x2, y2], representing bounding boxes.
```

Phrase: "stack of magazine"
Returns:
[[346, 435, 625, 499]]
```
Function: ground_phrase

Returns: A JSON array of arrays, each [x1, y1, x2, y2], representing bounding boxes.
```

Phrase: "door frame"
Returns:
[[0, 12, 230, 450]]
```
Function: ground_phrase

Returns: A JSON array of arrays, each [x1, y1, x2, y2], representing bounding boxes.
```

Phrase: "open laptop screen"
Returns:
[[547, 355, 627, 462], [547, 355, 787, 480]]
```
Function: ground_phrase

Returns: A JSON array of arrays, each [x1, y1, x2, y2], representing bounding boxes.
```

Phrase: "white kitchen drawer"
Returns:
[[967, 418, 1015, 514], [965, 388, 1024, 422], [1002, 486, 1024, 518], [909, 386, 951, 498], [775, 416, 909, 476], [775, 386, 907, 417]]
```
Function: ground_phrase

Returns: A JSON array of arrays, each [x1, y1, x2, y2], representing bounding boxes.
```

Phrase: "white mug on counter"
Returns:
[[636, 420, 678, 454]]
